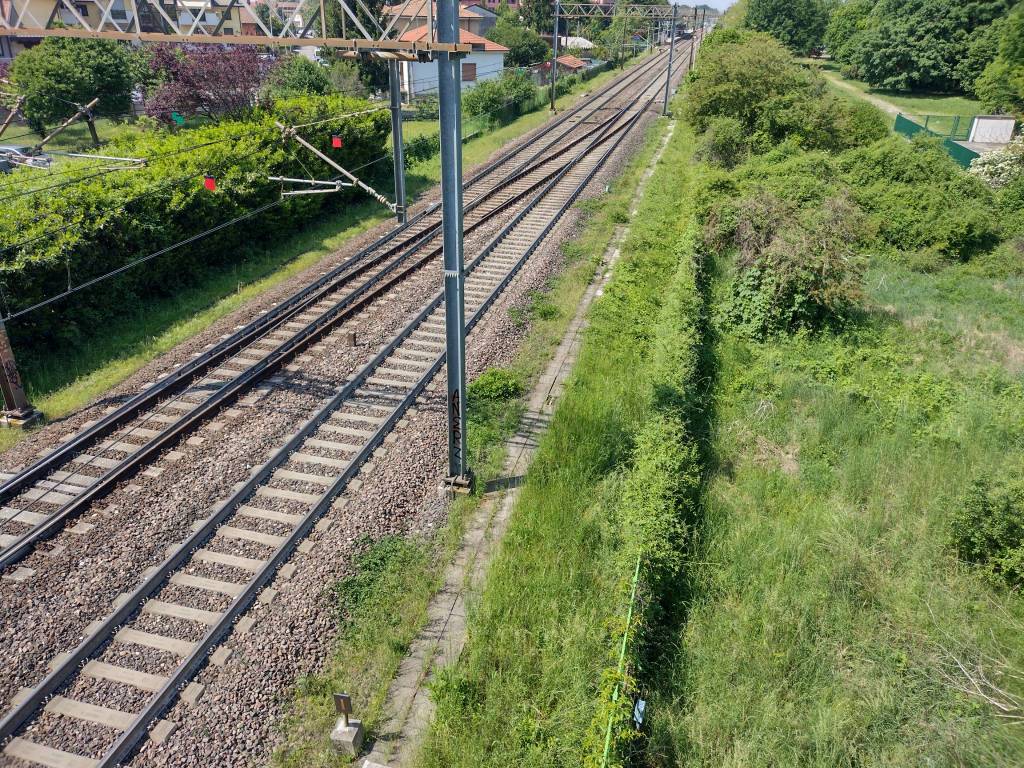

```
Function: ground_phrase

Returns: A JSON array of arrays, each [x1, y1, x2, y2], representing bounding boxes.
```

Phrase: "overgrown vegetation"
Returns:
[[416, 106, 705, 767], [640, 25, 1024, 768]]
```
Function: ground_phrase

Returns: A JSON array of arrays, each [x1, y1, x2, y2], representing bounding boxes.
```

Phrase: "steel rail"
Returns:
[[0, 62, 673, 570], [0, 59, 674, 766], [0, 50, 672, 515]]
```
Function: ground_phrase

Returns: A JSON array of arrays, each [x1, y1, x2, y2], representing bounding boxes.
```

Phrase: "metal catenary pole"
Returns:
[[688, 8, 696, 69], [549, 0, 561, 112], [662, 3, 677, 116], [388, 59, 408, 224], [0, 318, 37, 423], [436, 0, 469, 482]]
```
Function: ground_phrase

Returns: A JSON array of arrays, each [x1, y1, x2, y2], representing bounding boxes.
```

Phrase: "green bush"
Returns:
[[840, 137, 1000, 261], [722, 192, 870, 336], [948, 470, 1024, 589], [0, 94, 389, 354], [462, 72, 540, 122], [695, 116, 748, 168], [468, 368, 524, 402], [263, 55, 332, 99]]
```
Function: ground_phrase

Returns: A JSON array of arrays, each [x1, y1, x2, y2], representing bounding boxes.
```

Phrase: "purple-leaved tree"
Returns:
[[144, 45, 272, 122]]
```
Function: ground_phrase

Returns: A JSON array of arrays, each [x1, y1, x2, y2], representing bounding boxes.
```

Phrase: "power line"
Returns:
[[4, 198, 286, 322]]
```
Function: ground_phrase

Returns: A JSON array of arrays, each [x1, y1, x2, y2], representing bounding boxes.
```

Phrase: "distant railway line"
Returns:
[[0, 45, 692, 768]]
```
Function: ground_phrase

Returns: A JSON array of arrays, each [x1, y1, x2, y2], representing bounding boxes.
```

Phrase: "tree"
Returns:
[[264, 55, 332, 99], [746, 0, 831, 55], [143, 45, 269, 122], [329, 61, 369, 97], [486, 20, 549, 67], [520, 0, 553, 34], [8, 38, 134, 134], [976, 2, 1024, 113], [824, 0, 872, 62], [321, 0, 387, 90], [841, 0, 1014, 93]]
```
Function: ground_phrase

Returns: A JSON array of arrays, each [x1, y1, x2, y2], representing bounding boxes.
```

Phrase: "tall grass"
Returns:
[[644, 258, 1024, 768], [416, 118, 701, 768]]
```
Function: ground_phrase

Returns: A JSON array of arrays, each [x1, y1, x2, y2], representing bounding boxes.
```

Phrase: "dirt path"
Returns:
[[820, 69, 900, 117]]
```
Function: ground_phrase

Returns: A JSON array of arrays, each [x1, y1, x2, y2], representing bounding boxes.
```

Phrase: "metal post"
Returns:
[[662, 4, 677, 116], [0, 318, 38, 425], [688, 10, 696, 70], [549, 0, 560, 112], [619, 12, 627, 68], [388, 59, 407, 224], [436, 0, 469, 483]]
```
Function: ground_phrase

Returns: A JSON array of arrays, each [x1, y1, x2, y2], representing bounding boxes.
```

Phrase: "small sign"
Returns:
[[171, 111, 185, 126], [334, 692, 353, 726], [331, 134, 343, 149], [203, 174, 217, 191]]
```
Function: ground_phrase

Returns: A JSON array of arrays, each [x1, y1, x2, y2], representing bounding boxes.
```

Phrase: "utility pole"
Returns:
[[32, 97, 100, 154], [0, 96, 25, 141], [437, 0, 469, 486], [688, 9, 697, 70], [0, 319, 40, 428], [662, 3, 677, 116], [619, 11, 627, 68], [550, 0, 561, 112], [388, 59, 407, 224]]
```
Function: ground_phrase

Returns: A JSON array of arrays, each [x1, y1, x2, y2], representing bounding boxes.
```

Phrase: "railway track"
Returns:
[[0, 49, 677, 573], [0, 47, 690, 768]]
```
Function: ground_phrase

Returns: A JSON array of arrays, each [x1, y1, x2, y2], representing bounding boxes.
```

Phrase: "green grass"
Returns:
[[811, 59, 982, 117], [1, 67, 633, 452], [641, 166, 1024, 768], [415, 116, 699, 768]]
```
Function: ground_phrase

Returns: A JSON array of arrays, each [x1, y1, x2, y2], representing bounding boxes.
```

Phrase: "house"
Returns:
[[533, 53, 587, 83], [384, 0, 488, 37], [398, 25, 507, 99], [462, 3, 497, 35]]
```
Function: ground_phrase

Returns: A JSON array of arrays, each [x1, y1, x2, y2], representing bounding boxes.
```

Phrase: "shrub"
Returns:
[[684, 32, 815, 132], [751, 89, 888, 153], [462, 72, 540, 122], [9, 38, 135, 133], [264, 55, 332, 99], [948, 471, 1024, 589], [468, 368, 524, 402], [0, 94, 389, 354], [723, 192, 869, 336], [969, 135, 1024, 189], [696, 116, 748, 168], [839, 136, 1000, 261], [328, 60, 369, 98]]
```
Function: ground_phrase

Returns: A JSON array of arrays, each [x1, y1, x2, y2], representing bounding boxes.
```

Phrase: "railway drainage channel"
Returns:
[[0, 60, 682, 768], [361, 119, 679, 768]]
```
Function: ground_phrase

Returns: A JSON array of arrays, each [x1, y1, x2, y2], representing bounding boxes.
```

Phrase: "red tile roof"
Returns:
[[556, 54, 587, 69], [399, 25, 509, 52]]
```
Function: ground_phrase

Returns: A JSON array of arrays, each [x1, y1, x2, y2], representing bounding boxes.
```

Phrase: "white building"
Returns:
[[398, 26, 508, 99]]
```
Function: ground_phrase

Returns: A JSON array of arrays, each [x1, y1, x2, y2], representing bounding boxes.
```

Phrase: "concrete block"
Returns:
[[48, 651, 72, 671], [2, 567, 34, 583], [210, 647, 232, 667], [298, 540, 315, 554], [330, 717, 364, 757], [44, 545, 66, 558], [68, 522, 94, 535], [258, 588, 277, 605], [235, 616, 256, 635], [181, 682, 205, 707], [142, 467, 164, 479], [148, 719, 176, 744], [278, 564, 297, 580], [186, 437, 205, 447], [165, 451, 185, 463]]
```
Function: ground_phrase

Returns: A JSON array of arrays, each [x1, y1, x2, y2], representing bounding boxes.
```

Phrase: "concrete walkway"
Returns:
[[360, 120, 679, 768]]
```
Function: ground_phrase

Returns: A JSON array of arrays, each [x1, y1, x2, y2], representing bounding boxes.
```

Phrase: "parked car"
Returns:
[[0, 146, 52, 173]]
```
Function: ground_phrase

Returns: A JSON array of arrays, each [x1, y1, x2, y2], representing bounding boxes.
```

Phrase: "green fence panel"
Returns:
[[893, 114, 979, 169], [942, 137, 980, 169]]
